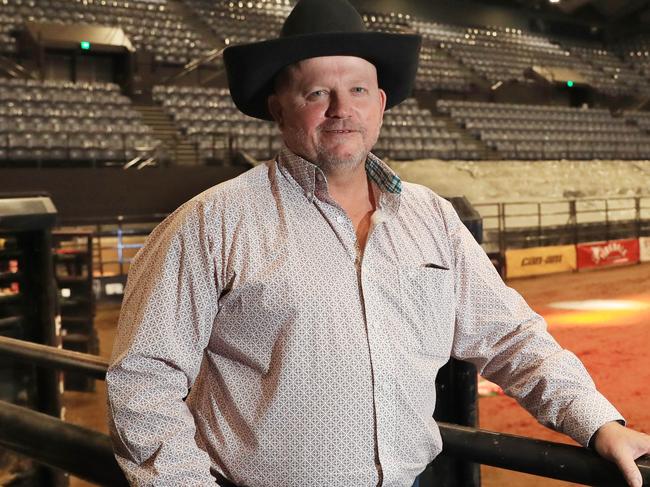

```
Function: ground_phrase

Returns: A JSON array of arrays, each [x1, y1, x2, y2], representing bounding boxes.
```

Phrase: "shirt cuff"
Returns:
[[559, 391, 625, 448]]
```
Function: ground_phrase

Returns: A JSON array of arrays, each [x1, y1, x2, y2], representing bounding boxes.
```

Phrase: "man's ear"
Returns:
[[378, 88, 387, 113], [378, 88, 387, 127], [267, 95, 284, 128]]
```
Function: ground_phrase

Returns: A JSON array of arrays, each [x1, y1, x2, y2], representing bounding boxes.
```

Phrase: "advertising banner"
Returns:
[[506, 245, 577, 279], [639, 237, 650, 263], [576, 239, 639, 270]]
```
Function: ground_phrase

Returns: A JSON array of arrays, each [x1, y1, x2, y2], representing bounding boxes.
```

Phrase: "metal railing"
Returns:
[[475, 195, 650, 255], [0, 335, 107, 380], [0, 55, 38, 80], [0, 399, 128, 487], [162, 47, 226, 85], [58, 214, 166, 277], [0, 337, 649, 486], [51, 195, 650, 281], [0, 132, 162, 168]]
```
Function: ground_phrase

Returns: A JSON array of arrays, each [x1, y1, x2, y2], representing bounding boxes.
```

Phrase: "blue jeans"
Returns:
[[412, 477, 420, 487]]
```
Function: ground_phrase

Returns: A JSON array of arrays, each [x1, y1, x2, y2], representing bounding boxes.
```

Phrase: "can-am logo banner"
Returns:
[[505, 245, 576, 279], [577, 239, 640, 269]]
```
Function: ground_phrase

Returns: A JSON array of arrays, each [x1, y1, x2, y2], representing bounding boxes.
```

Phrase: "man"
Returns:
[[106, 0, 650, 486]]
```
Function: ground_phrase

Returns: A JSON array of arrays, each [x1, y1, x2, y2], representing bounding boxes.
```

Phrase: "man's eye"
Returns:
[[309, 90, 327, 98], [352, 87, 367, 93]]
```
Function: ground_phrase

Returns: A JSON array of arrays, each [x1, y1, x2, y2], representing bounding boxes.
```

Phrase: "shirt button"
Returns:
[[306, 191, 313, 199], [316, 173, 323, 182], [336, 215, 345, 224]]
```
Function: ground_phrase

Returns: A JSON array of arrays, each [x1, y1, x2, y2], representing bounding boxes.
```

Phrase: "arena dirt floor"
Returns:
[[62, 262, 650, 487]]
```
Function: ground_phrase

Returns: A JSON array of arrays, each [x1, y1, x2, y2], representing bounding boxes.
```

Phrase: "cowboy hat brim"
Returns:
[[223, 31, 422, 121]]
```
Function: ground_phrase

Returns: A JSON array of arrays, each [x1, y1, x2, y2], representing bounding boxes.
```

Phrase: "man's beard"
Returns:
[[313, 142, 368, 173], [293, 122, 375, 173]]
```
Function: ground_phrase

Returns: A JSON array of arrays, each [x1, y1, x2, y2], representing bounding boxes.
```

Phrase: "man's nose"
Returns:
[[325, 92, 351, 118]]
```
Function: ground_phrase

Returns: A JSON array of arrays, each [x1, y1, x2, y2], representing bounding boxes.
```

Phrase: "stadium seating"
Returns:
[[0, 9, 18, 54], [362, 11, 412, 34], [182, 0, 291, 45], [153, 85, 280, 161], [564, 44, 649, 97], [438, 99, 650, 160], [0, 78, 160, 165], [415, 42, 475, 92], [615, 34, 650, 81], [625, 110, 650, 133], [2, 0, 650, 165], [376, 98, 484, 160], [413, 21, 573, 85], [0, 0, 213, 64]]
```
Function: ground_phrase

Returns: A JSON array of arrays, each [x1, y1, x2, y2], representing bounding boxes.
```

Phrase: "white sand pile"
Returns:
[[388, 159, 650, 204]]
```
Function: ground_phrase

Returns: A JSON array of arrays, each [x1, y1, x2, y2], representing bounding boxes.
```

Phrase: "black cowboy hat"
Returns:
[[223, 0, 422, 121]]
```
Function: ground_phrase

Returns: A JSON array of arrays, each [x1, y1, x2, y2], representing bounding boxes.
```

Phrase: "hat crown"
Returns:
[[280, 0, 367, 37]]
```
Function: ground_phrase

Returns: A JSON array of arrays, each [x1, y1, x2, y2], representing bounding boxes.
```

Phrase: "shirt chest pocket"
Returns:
[[398, 265, 456, 358]]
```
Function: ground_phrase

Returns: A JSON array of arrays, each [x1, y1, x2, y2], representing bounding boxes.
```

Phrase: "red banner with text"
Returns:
[[576, 239, 640, 270]]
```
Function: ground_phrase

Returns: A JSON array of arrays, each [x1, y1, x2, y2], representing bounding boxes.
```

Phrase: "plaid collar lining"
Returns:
[[365, 153, 402, 195]]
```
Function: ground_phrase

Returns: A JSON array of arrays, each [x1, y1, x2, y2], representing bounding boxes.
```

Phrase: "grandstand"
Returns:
[[1, 0, 650, 256], [0, 0, 649, 170], [0, 0, 648, 264]]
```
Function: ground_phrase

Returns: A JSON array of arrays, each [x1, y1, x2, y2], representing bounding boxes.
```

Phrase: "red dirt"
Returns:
[[480, 263, 650, 486]]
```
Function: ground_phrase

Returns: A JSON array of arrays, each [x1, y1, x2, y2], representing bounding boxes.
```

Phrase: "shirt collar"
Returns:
[[276, 147, 402, 212]]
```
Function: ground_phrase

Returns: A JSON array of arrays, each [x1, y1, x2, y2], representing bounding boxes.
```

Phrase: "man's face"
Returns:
[[268, 55, 387, 173]]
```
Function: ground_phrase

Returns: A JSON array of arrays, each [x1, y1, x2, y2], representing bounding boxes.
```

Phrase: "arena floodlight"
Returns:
[[80, 41, 91, 50]]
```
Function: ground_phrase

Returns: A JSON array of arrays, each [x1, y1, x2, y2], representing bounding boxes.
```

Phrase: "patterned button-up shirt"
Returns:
[[107, 148, 623, 487]]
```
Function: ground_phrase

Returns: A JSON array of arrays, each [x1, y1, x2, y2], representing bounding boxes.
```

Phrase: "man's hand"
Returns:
[[593, 421, 650, 487]]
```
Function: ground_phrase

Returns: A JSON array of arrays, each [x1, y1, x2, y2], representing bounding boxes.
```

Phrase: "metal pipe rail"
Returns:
[[0, 399, 648, 487], [0, 399, 128, 486], [442, 422, 650, 486], [0, 335, 108, 380], [1, 339, 648, 485]]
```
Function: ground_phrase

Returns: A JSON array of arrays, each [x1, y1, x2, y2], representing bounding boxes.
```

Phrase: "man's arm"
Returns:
[[106, 201, 220, 485], [437, 198, 650, 485]]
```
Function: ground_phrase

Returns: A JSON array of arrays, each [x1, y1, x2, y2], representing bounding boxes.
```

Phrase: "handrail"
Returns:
[[0, 55, 38, 80], [0, 398, 647, 486], [59, 213, 168, 226], [0, 400, 128, 486], [1, 339, 649, 485], [441, 422, 650, 486], [0, 335, 108, 380], [162, 46, 226, 85], [474, 196, 650, 257]]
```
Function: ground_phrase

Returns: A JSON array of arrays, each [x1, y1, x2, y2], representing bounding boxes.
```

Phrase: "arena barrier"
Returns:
[[638, 236, 650, 262], [475, 195, 650, 259], [505, 244, 577, 278], [474, 195, 650, 278], [577, 238, 641, 270], [0, 337, 649, 486]]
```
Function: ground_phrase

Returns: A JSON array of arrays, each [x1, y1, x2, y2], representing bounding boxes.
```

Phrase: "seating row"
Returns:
[[0, 0, 213, 64], [439, 99, 650, 160], [0, 78, 161, 163]]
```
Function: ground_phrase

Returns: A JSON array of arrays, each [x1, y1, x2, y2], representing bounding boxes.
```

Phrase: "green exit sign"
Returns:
[[80, 41, 91, 50]]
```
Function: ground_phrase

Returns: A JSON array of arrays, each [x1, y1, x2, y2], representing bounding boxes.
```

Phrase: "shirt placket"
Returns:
[[314, 197, 397, 484], [359, 213, 399, 486]]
